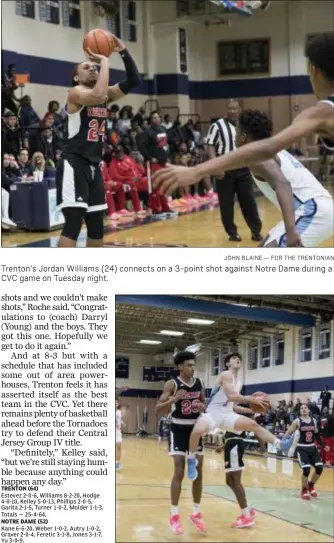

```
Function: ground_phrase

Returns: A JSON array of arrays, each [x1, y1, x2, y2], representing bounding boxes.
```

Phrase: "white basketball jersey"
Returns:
[[207, 371, 241, 412], [116, 409, 122, 431], [251, 150, 331, 207]]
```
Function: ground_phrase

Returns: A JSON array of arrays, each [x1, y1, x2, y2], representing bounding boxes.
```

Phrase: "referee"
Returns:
[[206, 99, 262, 242]]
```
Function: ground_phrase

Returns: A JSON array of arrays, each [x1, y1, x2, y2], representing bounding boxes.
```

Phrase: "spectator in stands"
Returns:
[[293, 397, 302, 414], [141, 118, 149, 131], [17, 148, 30, 177], [109, 145, 148, 216], [2, 153, 18, 230], [44, 100, 62, 128], [20, 95, 40, 134], [320, 407, 334, 465], [192, 121, 204, 148], [107, 106, 118, 132], [167, 118, 185, 154], [309, 400, 321, 418], [2, 112, 22, 157], [101, 152, 129, 220], [29, 125, 56, 165], [133, 106, 146, 127], [28, 151, 54, 181], [138, 111, 177, 217], [117, 109, 132, 136], [1, 64, 20, 115], [161, 114, 173, 131], [2, 153, 20, 179], [320, 385, 332, 413], [287, 400, 295, 423]]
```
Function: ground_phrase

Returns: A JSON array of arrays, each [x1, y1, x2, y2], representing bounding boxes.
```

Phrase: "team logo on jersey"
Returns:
[[87, 107, 107, 118]]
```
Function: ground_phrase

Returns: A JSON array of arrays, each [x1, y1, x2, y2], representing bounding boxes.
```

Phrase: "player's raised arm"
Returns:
[[221, 372, 269, 409], [68, 51, 110, 107], [251, 159, 302, 247], [283, 418, 299, 439], [107, 36, 141, 102]]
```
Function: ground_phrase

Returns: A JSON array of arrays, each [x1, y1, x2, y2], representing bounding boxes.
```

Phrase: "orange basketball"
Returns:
[[83, 29, 115, 58], [251, 391, 270, 413]]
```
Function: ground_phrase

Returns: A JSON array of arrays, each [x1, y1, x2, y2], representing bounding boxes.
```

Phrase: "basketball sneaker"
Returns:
[[187, 456, 198, 481], [169, 514, 184, 535], [250, 508, 256, 517], [300, 488, 311, 500], [231, 514, 255, 528], [189, 513, 207, 532], [308, 483, 318, 497], [279, 435, 294, 453]]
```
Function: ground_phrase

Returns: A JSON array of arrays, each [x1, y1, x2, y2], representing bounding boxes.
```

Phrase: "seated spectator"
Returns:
[[5, 154, 22, 179], [2, 112, 22, 157], [28, 152, 54, 181], [29, 125, 56, 165], [17, 148, 30, 177], [161, 114, 173, 131], [141, 118, 149, 131], [106, 106, 118, 132], [109, 145, 148, 216], [117, 109, 132, 136], [167, 119, 185, 153], [192, 121, 204, 147], [44, 100, 62, 128], [20, 95, 40, 135], [101, 152, 131, 219]]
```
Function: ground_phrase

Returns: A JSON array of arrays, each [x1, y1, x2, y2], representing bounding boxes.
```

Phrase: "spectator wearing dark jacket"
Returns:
[[2, 112, 22, 157], [320, 386, 332, 413], [167, 118, 185, 154], [20, 95, 40, 132], [17, 148, 30, 177]]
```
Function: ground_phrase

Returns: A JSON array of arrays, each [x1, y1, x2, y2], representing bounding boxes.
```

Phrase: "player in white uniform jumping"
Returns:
[[153, 32, 334, 243], [116, 398, 124, 471], [186, 353, 293, 480], [234, 109, 333, 247]]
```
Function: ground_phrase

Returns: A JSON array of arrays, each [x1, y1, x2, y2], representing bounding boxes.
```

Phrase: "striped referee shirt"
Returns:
[[206, 117, 236, 156]]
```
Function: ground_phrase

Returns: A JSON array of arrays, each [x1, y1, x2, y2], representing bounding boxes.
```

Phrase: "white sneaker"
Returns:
[[2, 217, 17, 230]]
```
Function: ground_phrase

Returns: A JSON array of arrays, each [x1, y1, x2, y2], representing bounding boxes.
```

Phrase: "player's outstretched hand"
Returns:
[[153, 164, 201, 195], [251, 395, 270, 409], [113, 36, 126, 53], [86, 48, 109, 63]]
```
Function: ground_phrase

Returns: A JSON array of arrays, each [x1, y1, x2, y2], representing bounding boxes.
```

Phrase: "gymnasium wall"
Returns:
[[1, 0, 149, 114], [3, 0, 333, 129]]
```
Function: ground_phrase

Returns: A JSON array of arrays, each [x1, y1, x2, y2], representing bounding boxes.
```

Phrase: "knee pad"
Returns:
[[315, 465, 323, 475], [85, 211, 104, 240], [302, 466, 311, 478], [62, 207, 86, 241]]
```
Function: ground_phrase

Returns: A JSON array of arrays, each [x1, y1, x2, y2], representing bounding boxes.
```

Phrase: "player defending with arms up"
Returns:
[[155, 351, 207, 535], [186, 353, 293, 481], [154, 32, 334, 221], [56, 37, 141, 247], [233, 110, 333, 247], [284, 403, 327, 500]]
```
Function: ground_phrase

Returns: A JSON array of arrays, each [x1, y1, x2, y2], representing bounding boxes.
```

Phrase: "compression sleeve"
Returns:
[[118, 49, 141, 95]]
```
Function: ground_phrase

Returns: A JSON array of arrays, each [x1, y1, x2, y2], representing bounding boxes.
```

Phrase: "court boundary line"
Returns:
[[116, 482, 334, 538]]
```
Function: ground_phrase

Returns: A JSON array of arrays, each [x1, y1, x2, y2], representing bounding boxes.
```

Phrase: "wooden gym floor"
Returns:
[[3, 192, 334, 248], [116, 438, 334, 543]]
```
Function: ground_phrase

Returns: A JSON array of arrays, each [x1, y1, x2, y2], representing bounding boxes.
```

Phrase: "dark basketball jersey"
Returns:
[[171, 376, 203, 425], [298, 416, 316, 445], [319, 96, 334, 151], [62, 102, 108, 165]]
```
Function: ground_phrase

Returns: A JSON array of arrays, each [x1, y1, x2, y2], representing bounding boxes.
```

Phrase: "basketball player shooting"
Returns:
[[56, 32, 141, 247], [186, 353, 293, 481], [155, 351, 207, 535], [283, 403, 327, 500], [153, 32, 334, 245]]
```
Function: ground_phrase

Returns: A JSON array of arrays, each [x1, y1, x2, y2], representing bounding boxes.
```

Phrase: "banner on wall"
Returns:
[[178, 28, 188, 74], [39, 0, 60, 24], [15, 0, 35, 18], [116, 357, 130, 379]]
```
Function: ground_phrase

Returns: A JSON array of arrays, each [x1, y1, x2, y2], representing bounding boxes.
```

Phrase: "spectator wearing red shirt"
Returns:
[[320, 407, 334, 465], [101, 156, 132, 220], [109, 146, 148, 216]]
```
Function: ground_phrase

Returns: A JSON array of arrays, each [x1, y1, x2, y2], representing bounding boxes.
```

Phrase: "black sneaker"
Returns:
[[252, 233, 263, 242], [229, 234, 242, 242]]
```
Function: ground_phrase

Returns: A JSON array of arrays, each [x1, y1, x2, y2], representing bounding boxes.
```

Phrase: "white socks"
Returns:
[[171, 506, 179, 516], [241, 507, 250, 517], [193, 503, 200, 514]]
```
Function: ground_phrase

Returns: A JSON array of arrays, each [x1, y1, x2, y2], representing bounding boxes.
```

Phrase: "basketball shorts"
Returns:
[[116, 430, 122, 444], [296, 445, 323, 468], [56, 155, 107, 213], [169, 423, 204, 456], [265, 196, 334, 248], [224, 437, 245, 473], [199, 409, 242, 434]]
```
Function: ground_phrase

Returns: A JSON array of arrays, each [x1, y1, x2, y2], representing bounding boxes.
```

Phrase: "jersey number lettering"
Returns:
[[88, 119, 106, 142], [305, 431, 313, 442], [181, 399, 200, 415]]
